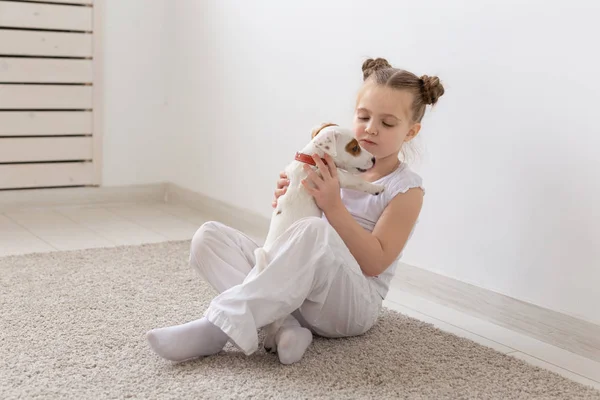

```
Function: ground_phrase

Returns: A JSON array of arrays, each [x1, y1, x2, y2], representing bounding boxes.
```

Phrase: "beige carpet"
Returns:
[[1, 241, 599, 400]]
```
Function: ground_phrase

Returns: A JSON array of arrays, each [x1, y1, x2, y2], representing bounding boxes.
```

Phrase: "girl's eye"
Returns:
[[358, 116, 369, 121], [383, 122, 394, 128]]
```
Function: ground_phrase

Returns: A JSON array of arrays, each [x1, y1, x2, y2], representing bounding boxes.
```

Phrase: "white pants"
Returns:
[[189, 217, 382, 356]]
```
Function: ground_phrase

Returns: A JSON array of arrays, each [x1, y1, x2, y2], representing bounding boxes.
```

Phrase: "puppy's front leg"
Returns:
[[338, 169, 385, 195]]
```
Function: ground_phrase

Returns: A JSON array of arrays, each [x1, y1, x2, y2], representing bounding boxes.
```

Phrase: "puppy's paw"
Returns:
[[371, 184, 385, 196]]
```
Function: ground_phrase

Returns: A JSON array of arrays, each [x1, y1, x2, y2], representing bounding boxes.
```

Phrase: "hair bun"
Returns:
[[420, 75, 445, 105], [362, 58, 392, 80]]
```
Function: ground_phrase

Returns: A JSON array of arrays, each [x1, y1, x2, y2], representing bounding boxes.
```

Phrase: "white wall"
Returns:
[[163, 1, 600, 324], [100, 0, 171, 186]]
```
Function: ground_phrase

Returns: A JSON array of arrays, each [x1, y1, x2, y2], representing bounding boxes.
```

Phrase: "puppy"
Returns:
[[255, 123, 385, 353]]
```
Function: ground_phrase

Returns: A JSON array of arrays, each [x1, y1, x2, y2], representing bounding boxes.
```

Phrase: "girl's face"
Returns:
[[353, 84, 421, 160]]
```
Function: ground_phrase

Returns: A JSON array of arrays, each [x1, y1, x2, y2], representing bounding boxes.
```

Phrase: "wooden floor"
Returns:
[[1, 201, 599, 390]]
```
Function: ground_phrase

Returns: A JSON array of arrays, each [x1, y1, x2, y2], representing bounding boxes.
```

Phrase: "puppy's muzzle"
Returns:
[[357, 157, 376, 173]]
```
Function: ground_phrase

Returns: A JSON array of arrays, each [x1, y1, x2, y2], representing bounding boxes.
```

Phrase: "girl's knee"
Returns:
[[192, 221, 223, 246], [190, 221, 224, 267]]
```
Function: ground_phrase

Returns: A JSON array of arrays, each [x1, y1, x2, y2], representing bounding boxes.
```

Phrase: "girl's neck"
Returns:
[[361, 154, 401, 182]]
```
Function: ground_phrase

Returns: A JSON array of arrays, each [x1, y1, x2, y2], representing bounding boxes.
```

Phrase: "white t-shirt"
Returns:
[[332, 162, 425, 299]]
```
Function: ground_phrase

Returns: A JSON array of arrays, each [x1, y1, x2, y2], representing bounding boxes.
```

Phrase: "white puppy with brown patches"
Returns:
[[255, 123, 385, 356]]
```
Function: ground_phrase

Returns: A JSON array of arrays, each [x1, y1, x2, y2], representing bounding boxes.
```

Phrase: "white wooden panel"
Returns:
[[0, 137, 92, 162], [0, 111, 92, 136], [0, 1, 92, 31], [25, 0, 92, 5], [0, 162, 93, 189], [0, 58, 92, 83], [0, 85, 92, 109], [0, 30, 92, 57]]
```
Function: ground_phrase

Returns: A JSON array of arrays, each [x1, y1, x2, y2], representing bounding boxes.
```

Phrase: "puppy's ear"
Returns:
[[313, 127, 338, 157], [311, 122, 338, 139]]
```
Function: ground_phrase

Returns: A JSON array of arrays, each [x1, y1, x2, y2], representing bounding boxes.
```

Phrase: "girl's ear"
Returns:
[[404, 123, 421, 142], [311, 122, 338, 139]]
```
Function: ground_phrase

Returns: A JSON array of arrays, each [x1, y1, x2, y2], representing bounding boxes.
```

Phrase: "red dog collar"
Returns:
[[294, 152, 328, 166]]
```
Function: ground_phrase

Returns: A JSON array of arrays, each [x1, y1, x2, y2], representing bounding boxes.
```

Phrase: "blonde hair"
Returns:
[[361, 57, 445, 123]]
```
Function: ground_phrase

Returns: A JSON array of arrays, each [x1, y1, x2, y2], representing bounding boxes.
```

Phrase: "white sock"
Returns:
[[146, 317, 228, 362], [275, 326, 313, 365]]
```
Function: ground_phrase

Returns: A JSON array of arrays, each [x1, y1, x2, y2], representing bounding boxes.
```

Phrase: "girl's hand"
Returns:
[[301, 153, 343, 214], [272, 171, 290, 208]]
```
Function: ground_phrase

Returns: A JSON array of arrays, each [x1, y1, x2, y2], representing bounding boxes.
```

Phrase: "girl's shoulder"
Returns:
[[376, 163, 425, 200], [339, 162, 424, 233]]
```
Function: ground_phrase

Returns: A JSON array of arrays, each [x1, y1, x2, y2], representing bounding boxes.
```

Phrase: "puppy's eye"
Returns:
[[346, 140, 362, 155]]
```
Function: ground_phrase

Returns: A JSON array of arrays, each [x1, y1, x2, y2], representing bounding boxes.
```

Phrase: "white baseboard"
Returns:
[[392, 263, 600, 363], [0, 183, 166, 212]]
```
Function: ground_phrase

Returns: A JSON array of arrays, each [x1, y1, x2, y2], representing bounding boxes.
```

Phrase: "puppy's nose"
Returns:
[[371, 157, 376, 165]]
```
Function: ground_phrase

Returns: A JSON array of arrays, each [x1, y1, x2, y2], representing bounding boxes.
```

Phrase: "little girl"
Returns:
[[146, 57, 445, 365]]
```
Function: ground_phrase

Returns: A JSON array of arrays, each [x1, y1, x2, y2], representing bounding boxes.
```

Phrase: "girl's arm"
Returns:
[[301, 154, 423, 277], [323, 188, 423, 276]]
